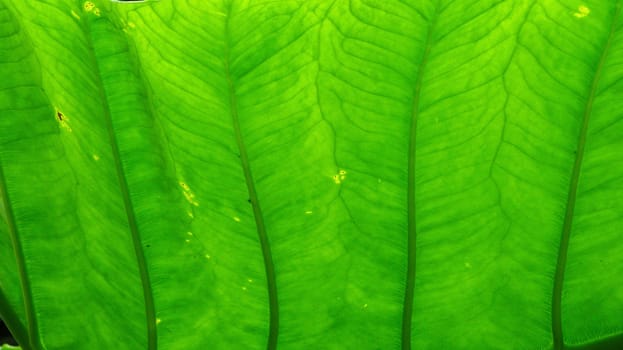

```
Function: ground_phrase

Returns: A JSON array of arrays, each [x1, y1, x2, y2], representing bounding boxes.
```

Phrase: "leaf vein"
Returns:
[[552, 2, 623, 349]]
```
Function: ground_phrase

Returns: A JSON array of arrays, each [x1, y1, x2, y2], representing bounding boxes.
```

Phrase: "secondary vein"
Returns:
[[85, 17, 157, 350], [224, 6, 279, 350], [551, 3, 622, 349], [403, 15, 437, 350]]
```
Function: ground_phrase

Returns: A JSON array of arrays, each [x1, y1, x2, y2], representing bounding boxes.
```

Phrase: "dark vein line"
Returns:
[[403, 14, 437, 350], [85, 17, 157, 350], [223, 5, 279, 349], [491, 0, 535, 180], [0, 164, 39, 350], [552, 3, 622, 350]]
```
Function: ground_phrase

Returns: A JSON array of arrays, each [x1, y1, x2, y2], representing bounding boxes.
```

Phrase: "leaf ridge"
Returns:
[[224, 5, 279, 349], [552, 2, 622, 349], [403, 12, 437, 350]]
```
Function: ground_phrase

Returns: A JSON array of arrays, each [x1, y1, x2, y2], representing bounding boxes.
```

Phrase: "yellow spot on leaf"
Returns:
[[156, 318, 161, 325], [363, 303, 368, 309], [183, 191, 194, 201], [185, 239, 190, 243], [128, 22, 136, 28], [242, 286, 247, 291], [332, 174, 341, 184], [205, 254, 211, 259], [83, 1, 94, 11], [233, 216, 241, 222], [55, 109, 73, 132], [180, 181, 199, 206], [187, 211, 194, 218], [71, 10, 81, 19], [247, 278, 253, 283], [92, 154, 100, 161], [61, 123, 72, 132], [93, 7, 100, 16], [573, 5, 590, 18], [305, 210, 313, 215], [187, 231, 193, 236], [333, 169, 347, 184]]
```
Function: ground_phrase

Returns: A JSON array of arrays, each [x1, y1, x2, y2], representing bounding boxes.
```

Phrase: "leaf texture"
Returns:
[[0, 0, 622, 349]]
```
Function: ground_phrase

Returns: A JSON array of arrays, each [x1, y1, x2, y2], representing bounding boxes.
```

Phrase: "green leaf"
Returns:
[[1, 0, 622, 349], [1, 345, 21, 350]]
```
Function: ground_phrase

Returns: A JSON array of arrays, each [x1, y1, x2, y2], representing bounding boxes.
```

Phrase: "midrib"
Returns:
[[403, 16, 437, 350], [551, 2, 622, 349], [223, 7, 279, 350]]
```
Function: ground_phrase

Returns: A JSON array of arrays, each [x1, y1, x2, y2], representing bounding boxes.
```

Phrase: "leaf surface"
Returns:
[[0, 0, 622, 349]]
